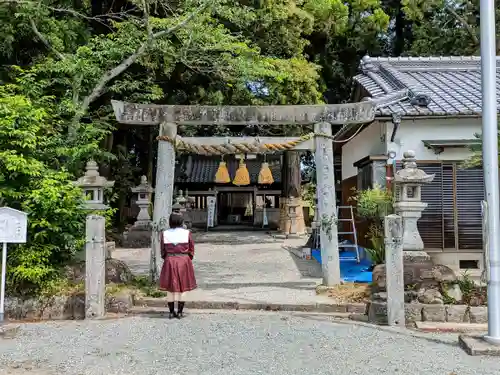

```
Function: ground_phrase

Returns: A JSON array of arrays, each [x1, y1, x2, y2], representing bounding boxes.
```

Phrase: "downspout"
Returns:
[[390, 113, 401, 142], [386, 113, 401, 192]]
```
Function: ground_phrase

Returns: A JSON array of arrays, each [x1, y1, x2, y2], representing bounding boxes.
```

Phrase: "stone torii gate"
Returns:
[[111, 100, 377, 286]]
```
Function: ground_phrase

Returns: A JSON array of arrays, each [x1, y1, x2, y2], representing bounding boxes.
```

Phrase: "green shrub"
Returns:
[[0, 93, 87, 296], [350, 185, 393, 265]]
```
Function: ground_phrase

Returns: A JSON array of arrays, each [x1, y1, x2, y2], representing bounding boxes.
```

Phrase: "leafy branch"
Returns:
[[29, 17, 65, 60], [320, 214, 338, 241], [69, 0, 214, 138]]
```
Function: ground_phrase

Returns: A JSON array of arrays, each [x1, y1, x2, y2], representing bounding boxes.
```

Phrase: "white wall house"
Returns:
[[341, 55, 486, 276]]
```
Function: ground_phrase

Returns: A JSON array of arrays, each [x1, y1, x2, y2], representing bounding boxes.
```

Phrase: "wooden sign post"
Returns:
[[0, 207, 28, 323]]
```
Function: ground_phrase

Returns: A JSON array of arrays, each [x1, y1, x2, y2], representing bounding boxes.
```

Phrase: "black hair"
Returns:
[[169, 213, 185, 228]]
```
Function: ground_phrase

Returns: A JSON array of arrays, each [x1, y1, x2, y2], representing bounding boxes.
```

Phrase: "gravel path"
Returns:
[[113, 232, 330, 304], [0, 312, 499, 375]]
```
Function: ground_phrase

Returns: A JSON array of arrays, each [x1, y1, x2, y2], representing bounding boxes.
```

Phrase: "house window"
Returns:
[[355, 157, 387, 190], [357, 163, 372, 190], [396, 162, 484, 251]]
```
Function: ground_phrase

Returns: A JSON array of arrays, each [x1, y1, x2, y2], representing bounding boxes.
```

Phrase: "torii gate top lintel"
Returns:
[[111, 100, 376, 126]]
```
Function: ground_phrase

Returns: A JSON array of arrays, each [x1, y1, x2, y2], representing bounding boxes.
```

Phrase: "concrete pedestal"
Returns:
[[459, 335, 500, 356], [394, 201, 427, 251]]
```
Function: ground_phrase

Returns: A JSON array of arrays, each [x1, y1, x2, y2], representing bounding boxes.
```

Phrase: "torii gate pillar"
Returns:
[[314, 122, 341, 285], [150, 122, 177, 281]]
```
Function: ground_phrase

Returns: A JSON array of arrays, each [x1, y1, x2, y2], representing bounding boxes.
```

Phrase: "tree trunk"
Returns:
[[279, 151, 305, 234], [281, 152, 301, 198]]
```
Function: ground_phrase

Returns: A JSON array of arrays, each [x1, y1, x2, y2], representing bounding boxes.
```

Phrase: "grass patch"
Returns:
[[127, 276, 167, 298], [36, 275, 168, 300], [318, 283, 370, 303]]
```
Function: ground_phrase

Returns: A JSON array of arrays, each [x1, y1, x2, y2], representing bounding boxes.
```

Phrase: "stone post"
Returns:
[[75, 161, 114, 319], [151, 122, 177, 281], [314, 122, 341, 286], [85, 215, 106, 319], [384, 214, 405, 327]]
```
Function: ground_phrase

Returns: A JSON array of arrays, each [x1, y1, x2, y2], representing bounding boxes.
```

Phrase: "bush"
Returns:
[[0, 93, 87, 296], [350, 185, 393, 265]]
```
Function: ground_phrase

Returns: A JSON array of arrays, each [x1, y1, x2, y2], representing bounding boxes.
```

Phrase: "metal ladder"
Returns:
[[336, 205, 360, 263]]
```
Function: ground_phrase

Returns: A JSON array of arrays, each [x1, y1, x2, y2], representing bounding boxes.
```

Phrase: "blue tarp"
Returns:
[[311, 249, 373, 283]]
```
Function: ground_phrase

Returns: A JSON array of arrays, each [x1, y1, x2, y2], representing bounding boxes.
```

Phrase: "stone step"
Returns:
[[134, 297, 367, 314], [128, 306, 361, 321], [415, 321, 488, 333]]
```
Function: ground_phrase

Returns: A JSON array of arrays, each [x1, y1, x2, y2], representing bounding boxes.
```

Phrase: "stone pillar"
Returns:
[[85, 215, 106, 319], [314, 122, 341, 286], [384, 214, 405, 327], [151, 122, 177, 282], [75, 161, 114, 319], [393, 150, 434, 262]]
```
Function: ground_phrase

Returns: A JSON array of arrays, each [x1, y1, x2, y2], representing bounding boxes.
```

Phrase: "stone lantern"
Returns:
[[393, 150, 434, 257], [131, 176, 154, 230], [172, 190, 193, 229], [75, 160, 114, 210], [287, 197, 301, 236]]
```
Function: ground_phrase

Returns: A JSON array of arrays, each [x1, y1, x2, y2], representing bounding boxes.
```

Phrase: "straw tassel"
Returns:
[[233, 160, 250, 186], [215, 161, 231, 183], [258, 162, 274, 184]]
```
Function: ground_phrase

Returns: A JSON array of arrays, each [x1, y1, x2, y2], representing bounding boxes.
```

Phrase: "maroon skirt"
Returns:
[[158, 255, 197, 293]]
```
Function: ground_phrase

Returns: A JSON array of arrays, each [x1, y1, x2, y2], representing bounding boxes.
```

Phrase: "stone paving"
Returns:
[[1, 311, 500, 374], [112, 231, 332, 305]]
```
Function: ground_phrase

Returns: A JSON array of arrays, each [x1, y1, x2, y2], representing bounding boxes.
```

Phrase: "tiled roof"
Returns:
[[175, 155, 281, 184], [353, 55, 493, 117]]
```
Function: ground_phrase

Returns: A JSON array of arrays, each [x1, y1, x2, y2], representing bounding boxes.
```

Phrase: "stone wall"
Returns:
[[4, 292, 134, 321], [368, 301, 487, 324]]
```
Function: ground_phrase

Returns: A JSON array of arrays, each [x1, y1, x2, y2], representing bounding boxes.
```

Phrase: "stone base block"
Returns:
[[120, 229, 152, 248], [64, 258, 134, 284], [405, 303, 423, 322], [446, 305, 470, 323], [368, 301, 388, 324], [403, 251, 432, 264], [470, 306, 488, 323], [372, 261, 457, 292], [106, 292, 134, 313], [0, 324, 20, 339], [459, 335, 500, 356], [422, 305, 446, 322]]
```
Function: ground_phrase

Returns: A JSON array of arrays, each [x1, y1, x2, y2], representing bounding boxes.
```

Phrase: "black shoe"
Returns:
[[177, 302, 185, 319], [167, 302, 177, 319]]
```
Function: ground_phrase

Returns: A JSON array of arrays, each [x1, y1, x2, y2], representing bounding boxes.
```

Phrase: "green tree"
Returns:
[[0, 86, 86, 295]]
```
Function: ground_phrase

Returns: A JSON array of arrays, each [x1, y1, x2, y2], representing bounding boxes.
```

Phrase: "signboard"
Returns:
[[263, 206, 268, 227], [206, 196, 216, 228], [0, 207, 28, 322], [0, 207, 27, 244]]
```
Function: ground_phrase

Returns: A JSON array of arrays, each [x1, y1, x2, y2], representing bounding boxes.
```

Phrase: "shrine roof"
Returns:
[[353, 55, 498, 117], [174, 155, 282, 184]]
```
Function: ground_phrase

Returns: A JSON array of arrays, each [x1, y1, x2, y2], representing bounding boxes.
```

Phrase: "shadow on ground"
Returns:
[[192, 232, 280, 245], [285, 247, 323, 279]]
